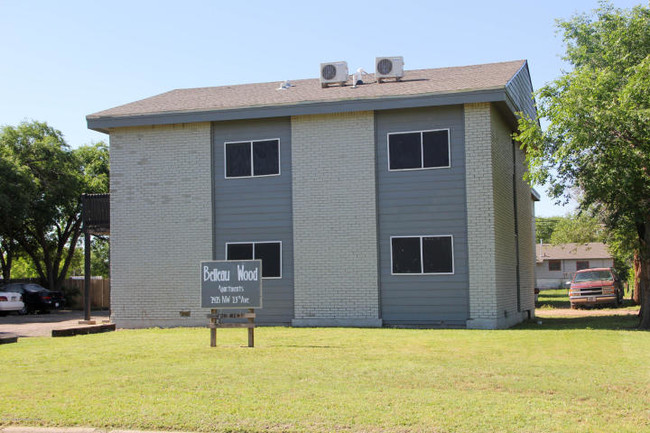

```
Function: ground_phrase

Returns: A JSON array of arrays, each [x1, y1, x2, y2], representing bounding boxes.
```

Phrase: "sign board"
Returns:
[[201, 260, 262, 309]]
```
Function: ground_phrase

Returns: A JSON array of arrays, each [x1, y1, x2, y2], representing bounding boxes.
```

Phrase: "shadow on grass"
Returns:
[[536, 294, 638, 311], [515, 314, 641, 331], [536, 300, 570, 309]]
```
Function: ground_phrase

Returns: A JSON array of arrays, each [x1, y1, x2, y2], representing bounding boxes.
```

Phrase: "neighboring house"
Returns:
[[87, 59, 539, 329], [535, 242, 614, 289]]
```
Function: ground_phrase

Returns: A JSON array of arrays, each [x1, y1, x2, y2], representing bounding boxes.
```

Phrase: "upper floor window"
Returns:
[[388, 129, 450, 171], [391, 235, 454, 275], [225, 139, 280, 178], [226, 241, 282, 278]]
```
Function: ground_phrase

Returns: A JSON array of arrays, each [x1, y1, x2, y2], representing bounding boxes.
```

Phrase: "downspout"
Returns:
[[512, 139, 521, 312]]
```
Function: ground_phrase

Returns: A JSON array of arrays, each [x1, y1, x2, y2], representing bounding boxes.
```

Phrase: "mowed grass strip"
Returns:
[[536, 288, 641, 320], [1, 325, 649, 433], [537, 288, 571, 309]]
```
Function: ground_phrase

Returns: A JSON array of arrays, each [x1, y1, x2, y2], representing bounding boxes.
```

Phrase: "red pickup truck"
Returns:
[[569, 267, 624, 308]]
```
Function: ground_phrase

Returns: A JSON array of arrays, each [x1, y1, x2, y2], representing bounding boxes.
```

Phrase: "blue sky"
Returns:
[[0, 0, 643, 216]]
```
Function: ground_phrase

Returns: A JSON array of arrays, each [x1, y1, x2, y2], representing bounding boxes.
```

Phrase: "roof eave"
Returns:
[[531, 188, 541, 201], [86, 87, 508, 133]]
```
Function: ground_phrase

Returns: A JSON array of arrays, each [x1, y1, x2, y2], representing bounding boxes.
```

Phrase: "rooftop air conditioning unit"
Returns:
[[375, 56, 404, 83], [320, 61, 349, 88]]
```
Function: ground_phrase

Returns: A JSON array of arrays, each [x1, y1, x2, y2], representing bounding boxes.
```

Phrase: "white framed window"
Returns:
[[390, 235, 454, 275], [225, 241, 282, 279], [224, 138, 280, 178], [387, 129, 450, 171]]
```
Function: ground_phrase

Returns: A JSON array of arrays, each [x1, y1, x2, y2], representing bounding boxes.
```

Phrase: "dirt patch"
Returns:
[[536, 306, 639, 318], [0, 310, 110, 337]]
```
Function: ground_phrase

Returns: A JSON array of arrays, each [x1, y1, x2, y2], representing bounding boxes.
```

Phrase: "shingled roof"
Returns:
[[87, 59, 535, 132], [536, 243, 612, 263]]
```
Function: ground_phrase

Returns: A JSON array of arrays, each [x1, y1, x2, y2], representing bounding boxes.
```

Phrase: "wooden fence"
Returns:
[[64, 278, 110, 309]]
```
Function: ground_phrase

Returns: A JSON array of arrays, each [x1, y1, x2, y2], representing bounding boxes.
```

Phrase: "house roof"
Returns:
[[536, 243, 612, 263], [87, 59, 536, 132]]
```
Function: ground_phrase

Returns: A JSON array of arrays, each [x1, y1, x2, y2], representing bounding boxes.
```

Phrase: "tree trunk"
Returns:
[[639, 220, 650, 330], [0, 253, 10, 281], [1, 240, 15, 281], [639, 256, 650, 329], [633, 252, 642, 304]]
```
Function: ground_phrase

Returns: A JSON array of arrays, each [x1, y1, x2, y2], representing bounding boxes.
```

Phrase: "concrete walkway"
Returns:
[[0, 310, 110, 338]]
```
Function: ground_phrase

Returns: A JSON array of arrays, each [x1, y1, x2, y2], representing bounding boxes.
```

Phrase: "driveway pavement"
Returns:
[[0, 310, 110, 338]]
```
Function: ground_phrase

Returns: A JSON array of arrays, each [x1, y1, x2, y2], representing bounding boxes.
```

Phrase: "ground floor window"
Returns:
[[576, 260, 590, 271], [548, 260, 561, 271], [226, 241, 282, 278], [391, 235, 454, 275]]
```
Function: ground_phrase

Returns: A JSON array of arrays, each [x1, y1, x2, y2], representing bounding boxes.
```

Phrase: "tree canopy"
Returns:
[[548, 214, 605, 245], [0, 121, 109, 291], [516, 2, 650, 327]]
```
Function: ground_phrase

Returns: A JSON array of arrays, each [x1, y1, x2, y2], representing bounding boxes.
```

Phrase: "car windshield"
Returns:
[[574, 270, 613, 282]]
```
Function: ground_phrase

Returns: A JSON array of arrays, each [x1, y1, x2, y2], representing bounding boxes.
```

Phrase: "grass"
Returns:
[[536, 288, 571, 309], [518, 313, 640, 330], [536, 288, 641, 315], [1, 324, 649, 433]]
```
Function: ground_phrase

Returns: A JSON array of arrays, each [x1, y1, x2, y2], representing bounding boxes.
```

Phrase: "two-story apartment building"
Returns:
[[87, 59, 538, 329]]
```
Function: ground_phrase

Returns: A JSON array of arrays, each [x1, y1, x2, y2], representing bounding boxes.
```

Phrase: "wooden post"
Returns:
[[84, 231, 91, 321], [248, 308, 255, 348], [210, 308, 217, 347], [207, 310, 255, 348]]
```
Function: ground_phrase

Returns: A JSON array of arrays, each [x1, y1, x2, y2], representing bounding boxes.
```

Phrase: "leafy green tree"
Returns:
[[76, 142, 109, 194], [516, 2, 650, 328], [549, 213, 605, 245], [0, 146, 35, 280], [0, 121, 109, 291], [7, 256, 38, 279], [66, 237, 109, 279], [535, 217, 563, 244], [90, 237, 110, 278]]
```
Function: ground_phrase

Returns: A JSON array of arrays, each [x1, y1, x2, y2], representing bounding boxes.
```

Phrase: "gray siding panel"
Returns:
[[506, 62, 537, 121], [376, 106, 469, 325], [212, 117, 293, 325]]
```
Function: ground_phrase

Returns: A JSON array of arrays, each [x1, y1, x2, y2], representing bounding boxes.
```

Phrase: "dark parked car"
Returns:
[[0, 283, 65, 314]]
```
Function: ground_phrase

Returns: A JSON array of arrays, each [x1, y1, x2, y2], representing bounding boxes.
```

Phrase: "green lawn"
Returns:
[[536, 288, 571, 309], [536, 288, 640, 315], [2, 324, 649, 433]]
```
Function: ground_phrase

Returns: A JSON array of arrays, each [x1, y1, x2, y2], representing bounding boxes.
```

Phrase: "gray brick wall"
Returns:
[[107, 106, 534, 329], [491, 106, 537, 325], [515, 134, 536, 317], [109, 123, 213, 328], [291, 111, 381, 327], [464, 103, 498, 328], [465, 103, 535, 328], [491, 106, 520, 326]]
